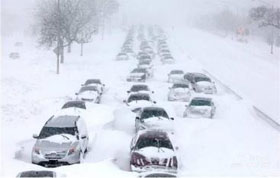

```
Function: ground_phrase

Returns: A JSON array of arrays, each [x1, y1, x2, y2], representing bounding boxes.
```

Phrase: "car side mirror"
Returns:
[[130, 146, 135, 151], [152, 91, 154, 94], [136, 117, 140, 120], [153, 101, 157, 104], [175, 146, 179, 150], [127, 91, 130, 94], [33, 134, 39, 139], [170, 117, 174, 120], [75, 92, 78, 95], [103, 84, 105, 86], [81, 84, 84, 87], [81, 135, 87, 139], [123, 100, 127, 103]]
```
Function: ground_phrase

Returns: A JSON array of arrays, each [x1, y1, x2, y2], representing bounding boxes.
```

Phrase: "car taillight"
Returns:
[[34, 147, 40, 155], [131, 153, 149, 167], [172, 156, 178, 168], [68, 147, 76, 155]]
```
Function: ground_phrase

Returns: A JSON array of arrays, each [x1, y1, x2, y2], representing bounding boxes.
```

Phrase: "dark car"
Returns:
[[130, 130, 178, 173], [17, 170, 56, 177]]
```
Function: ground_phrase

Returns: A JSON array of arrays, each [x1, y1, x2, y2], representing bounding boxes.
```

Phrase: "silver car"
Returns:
[[32, 115, 89, 167], [183, 97, 216, 118], [168, 83, 191, 102], [184, 73, 217, 94]]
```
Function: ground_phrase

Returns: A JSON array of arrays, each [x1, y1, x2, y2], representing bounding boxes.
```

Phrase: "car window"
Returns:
[[39, 127, 77, 139], [19, 171, 55, 177], [136, 136, 173, 150], [62, 102, 86, 109], [131, 85, 148, 92], [190, 99, 211, 106], [194, 76, 211, 82], [128, 95, 150, 102], [141, 109, 169, 119]]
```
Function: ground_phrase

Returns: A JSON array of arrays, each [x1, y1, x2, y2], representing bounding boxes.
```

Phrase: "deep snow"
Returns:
[[1, 27, 280, 177]]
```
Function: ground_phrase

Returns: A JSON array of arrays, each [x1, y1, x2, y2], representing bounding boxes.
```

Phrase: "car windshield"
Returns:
[[79, 86, 98, 93], [194, 76, 211, 82], [190, 99, 211, 106], [131, 85, 148, 92], [141, 109, 169, 119], [132, 68, 146, 73], [39, 127, 76, 139], [173, 84, 188, 88], [136, 136, 173, 150], [62, 101, 86, 109], [170, 70, 183, 74], [128, 95, 150, 103], [19, 171, 55, 177], [85, 79, 101, 85]]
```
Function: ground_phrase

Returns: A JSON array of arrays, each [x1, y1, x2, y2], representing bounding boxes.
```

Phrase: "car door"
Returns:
[[76, 119, 88, 152]]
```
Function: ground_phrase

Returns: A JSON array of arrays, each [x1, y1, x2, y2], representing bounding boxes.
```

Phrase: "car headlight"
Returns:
[[68, 147, 78, 155], [33, 147, 41, 155]]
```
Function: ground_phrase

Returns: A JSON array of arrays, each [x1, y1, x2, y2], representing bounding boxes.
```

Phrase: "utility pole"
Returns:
[[56, 0, 61, 74]]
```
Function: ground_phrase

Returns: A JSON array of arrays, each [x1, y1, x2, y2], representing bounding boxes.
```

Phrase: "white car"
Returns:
[[76, 86, 101, 103], [116, 53, 129, 60], [124, 93, 156, 113], [82, 79, 105, 94], [32, 115, 89, 166], [184, 73, 217, 94], [183, 97, 216, 118], [127, 84, 154, 95], [168, 70, 184, 83], [127, 68, 148, 82], [135, 107, 174, 132], [168, 83, 191, 102], [130, 130, 178, 173]]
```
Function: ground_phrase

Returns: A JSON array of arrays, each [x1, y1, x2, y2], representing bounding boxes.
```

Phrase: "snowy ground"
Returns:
[[1, 27, 280, 177]]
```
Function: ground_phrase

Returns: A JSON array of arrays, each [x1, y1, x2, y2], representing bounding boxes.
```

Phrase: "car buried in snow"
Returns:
[[16, 170, 57, 177], [168, 83, 191, 102], [116, 52, 129, 61], [184, 73, 217, 94], [127, 68, 150, 82], [161, 54, 175, 64], [32, 115, 89, 167], [130, 130, 178, 173], [127, 84, 154, 95], [123, 93, 156, 113], [76, 86, 101, 103], [82, 79, 105, 93], [183, 97, 216, 118], [135, 107, 174, 132], [168, 70, 184, 83]]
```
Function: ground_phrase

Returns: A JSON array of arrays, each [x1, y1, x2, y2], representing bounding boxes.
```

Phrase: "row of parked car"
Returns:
[[30, 79, 106, 168], [117, 26, 179, 177], [167, 70, 217, 118]]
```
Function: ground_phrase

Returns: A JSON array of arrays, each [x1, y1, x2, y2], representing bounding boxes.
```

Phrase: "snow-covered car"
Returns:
[[161, 55, 175, 64], [9, 52, 20, 59], [17, 170, 56, 177], [123, 93, 156, 112], [139, 171, 177, 178], [76, 86, 101, 103], [137, 52, 152, 61], [168, 70, 184, 83], [130, 130, 178, 173], [32, 115, 89, 167], [116, 53, 129, 60], [184, 73, 217, 94], [135, 107, 174, 131], [122, 47, 135, 57], [127, 68, 149, 82], [127, 84, 154, 95], [168, 83, 191, 102], [82, 79, 105, 93], [183, 97, 216, 118], [56, 100, 87, 116]]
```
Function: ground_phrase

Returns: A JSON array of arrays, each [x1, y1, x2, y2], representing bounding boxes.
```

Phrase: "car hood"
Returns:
[[172, 88, 190, 94], [136, 146, 175, 159], [78, 91, 99, 99], [196, 81, 214, 87], [35, 134, 77, 153]]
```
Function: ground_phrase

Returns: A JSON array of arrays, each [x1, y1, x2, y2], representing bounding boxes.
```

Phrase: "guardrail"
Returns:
[[203, 69, 280, 132]]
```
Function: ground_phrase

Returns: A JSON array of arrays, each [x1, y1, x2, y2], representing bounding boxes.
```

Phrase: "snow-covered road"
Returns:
[[1, 27, 279, 177]]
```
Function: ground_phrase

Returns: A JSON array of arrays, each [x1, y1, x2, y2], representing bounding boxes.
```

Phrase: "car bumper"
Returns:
[[32, 151, 80, 167], [131, 165, 177, 173]]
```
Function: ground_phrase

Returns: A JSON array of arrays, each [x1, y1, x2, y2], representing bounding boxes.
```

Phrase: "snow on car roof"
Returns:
[[45, 115, 79, 127]]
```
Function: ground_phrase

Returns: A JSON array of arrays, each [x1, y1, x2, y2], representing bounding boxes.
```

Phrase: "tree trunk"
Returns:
[[56, 53, 60, 74], [68, 43, 72, 53], [80, 43, 84, 56], [60, 46, 64, 63]]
